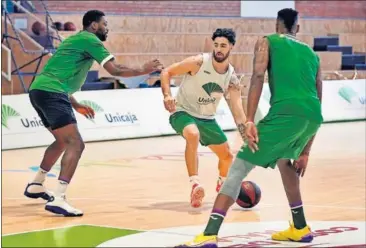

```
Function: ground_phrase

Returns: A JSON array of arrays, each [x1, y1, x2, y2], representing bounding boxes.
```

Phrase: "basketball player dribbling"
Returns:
[[178, 8, 323, 247], [161, 28, 247, 208], [24, 10, 162, 217]]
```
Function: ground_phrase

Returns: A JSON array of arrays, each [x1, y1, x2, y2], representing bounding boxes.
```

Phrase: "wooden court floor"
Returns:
[[2, 121, 366, 246]]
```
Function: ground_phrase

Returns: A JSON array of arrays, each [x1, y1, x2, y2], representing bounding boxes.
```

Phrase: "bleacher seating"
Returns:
[[313, 36, 366, 70], [3, 12, 366, 94], [80, 71, 114, 91]]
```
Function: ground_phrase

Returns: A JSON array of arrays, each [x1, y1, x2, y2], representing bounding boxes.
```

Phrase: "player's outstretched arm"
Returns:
[[247, 37, 269, 123], [226, 72, 247, 140], [84, 36, 162, 77], [103, 59, 162, 77], [160, 54, 203, 98], [160, 54, 203, 112]]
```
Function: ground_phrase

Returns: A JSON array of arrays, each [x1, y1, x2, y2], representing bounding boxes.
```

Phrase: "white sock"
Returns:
[[32, 168, 48, 184], [55, 180, 68, 197], [189, 175, 200, 186]]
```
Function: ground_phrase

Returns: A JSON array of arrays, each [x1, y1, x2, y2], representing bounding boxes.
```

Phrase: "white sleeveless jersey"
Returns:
[[174, 53, 235, 119]]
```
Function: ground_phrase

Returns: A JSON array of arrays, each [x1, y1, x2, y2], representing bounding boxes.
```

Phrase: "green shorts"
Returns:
[[237, 113, 321, 169], [169, 111, 227, 146]]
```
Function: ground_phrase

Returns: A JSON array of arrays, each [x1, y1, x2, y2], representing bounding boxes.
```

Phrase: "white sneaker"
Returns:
[[190, 183, 205, 208], [24, 182, 52, 201], [45, 194, 83, 217]]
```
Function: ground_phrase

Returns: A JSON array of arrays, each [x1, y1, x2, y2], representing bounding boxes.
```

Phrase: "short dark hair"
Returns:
[[82, 10, 105, 28], [212, 28, 236, 45], [277, 8, 299, 31]]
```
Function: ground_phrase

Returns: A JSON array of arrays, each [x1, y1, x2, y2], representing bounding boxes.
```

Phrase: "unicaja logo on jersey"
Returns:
[[1, 104, 20, 129], [199, 82, 224, 105]]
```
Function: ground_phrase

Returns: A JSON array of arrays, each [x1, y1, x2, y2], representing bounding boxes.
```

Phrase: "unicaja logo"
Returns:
[[78, 100, 138, 124], [79, 100, 104, 112], [199, 82, 224, 105], [78, 100, 104, 123], [1, 104, 20, 129], [338, 86, 365, 105]]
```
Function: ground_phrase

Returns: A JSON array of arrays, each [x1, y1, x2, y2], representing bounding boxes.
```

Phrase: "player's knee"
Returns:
[[65, 136, 85, 153], [55, 140, 66, 151], [215, 145, 233, 162], [184, 129, 200, 144], [223, 150, 233, 162]]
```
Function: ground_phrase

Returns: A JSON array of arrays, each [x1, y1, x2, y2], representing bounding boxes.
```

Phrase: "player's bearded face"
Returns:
[[213, 50, 230, 63], [95, 17, 108, 42], [96, 26, 108, 41], [212, 37, 232, 63]]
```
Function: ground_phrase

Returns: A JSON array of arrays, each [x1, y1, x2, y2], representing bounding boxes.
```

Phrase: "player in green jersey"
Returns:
[[24, 10, 162, 217], [177, 8, 323, 247]]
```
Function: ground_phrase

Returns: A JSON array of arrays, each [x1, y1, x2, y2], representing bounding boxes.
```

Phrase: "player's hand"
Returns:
[[245, 121, 259, 153], [143, 59, 163, 73], [163, 95, 176, 113], [74, 104, 95, 119], [293, 154, 309, 177]]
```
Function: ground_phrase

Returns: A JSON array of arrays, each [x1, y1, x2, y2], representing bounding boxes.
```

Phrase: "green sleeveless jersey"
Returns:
[[265, 33, 323, 123], [30, 31, 113, 94]]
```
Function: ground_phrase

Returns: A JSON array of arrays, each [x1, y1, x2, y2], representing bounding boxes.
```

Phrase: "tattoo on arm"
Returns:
[[228, 72, 241, 91], [237, 123, 246, 139], [189, 55, 203, 75], [196, 59, 203, 67], [247, 37, 269, 122], [251, 38, 269, 83]]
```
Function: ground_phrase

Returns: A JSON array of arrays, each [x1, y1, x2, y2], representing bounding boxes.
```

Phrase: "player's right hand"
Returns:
[[293, 154, 309, 177], [245, 121, 259, 153], [143, 59, 163, 73], [163, 95, 176, 113]]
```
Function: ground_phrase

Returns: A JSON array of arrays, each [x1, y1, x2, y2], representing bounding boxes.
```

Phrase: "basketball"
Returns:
[[236, 181, 261, 208]]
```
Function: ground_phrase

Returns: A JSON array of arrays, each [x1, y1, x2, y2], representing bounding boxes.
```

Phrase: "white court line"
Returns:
[[4, 197, 366, 210]]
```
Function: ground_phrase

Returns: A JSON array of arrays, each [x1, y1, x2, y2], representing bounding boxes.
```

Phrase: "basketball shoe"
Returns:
[[191, 183, 205, 208], [271, 221, 313, 242], [175, 233, 218, 247], [24, 182, 52, 201], [45, 194, 83, 217]]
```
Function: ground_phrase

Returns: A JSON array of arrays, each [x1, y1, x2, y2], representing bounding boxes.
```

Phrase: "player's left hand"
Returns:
[[293, 154, 309, 177], [74, 104, 95, 119], [245, 121, 259, 153]]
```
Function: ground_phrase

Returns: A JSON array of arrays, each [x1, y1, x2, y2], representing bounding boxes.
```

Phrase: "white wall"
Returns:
[[240, 1, 295, 18]]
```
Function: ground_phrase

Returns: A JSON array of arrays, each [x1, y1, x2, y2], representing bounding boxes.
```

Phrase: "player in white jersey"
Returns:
[[160, 28, 247, 208]]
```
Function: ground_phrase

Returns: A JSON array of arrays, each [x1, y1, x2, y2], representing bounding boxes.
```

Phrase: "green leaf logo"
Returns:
[[202, 82, 224, 96], [1, 104, 20, 129], [79, 100, 104, 112], [78, 100, 104, 123], [338, 86, 357, 103]]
